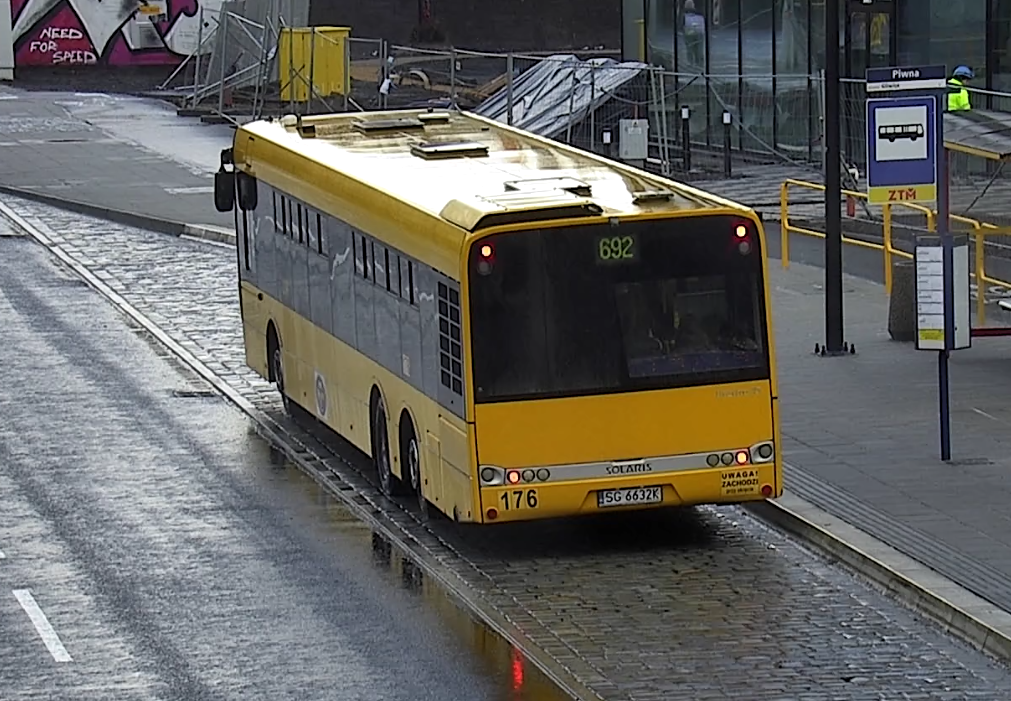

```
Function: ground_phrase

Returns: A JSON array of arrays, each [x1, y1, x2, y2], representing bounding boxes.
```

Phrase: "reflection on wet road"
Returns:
[[0, 235, 567, 701]]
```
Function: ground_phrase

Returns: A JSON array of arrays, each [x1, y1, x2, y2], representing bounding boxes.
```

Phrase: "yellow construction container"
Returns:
[[278, 26, 351, 102]]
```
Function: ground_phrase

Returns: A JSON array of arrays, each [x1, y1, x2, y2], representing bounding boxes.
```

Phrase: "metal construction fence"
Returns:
[[156, 25, 1011, 220]]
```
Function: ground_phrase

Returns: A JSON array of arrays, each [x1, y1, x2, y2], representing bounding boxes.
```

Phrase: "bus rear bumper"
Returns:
[[476, 463, 781, 524]]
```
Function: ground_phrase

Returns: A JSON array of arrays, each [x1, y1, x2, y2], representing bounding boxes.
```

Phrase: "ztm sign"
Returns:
[[865, 95, 938, 205]]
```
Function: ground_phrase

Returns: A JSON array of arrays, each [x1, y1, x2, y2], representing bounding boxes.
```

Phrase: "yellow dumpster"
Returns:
[[278, 26, 351, 102]]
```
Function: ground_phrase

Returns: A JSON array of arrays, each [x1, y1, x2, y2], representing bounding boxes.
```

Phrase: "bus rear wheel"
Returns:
[[370, 394, 405, 497], [400, 420, 429, 520]]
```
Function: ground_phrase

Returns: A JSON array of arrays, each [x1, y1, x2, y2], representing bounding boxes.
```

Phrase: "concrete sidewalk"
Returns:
[[0, 85, 233, 238], [8, 85, 1011, 631]]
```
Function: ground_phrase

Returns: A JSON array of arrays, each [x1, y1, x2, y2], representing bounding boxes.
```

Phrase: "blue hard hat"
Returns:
[[953, 65, 975, 79]]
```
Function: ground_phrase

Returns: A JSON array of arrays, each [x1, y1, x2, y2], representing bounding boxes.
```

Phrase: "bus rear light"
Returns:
[[755, 443, 774, 460], [737, 241, 752, 256], [521, 469, 535, 483], [536, 468, 550, 481], [487, 507, 499, 521], [481, 467, 497, 483], [735, 225, 748, 238], [761, 484, 773, 497], [735, 450, 750, 465], [720, 452, 734, 466], [507, 470, 521, 484], [480, 243, 494, 258], [706, 454, 720, 467]]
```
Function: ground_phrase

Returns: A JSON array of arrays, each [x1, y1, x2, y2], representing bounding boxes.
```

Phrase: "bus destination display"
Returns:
[[596, 234, 639, 264]]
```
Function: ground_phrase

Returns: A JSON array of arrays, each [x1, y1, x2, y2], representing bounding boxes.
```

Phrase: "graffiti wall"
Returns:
[[9, 0, 222, 66]]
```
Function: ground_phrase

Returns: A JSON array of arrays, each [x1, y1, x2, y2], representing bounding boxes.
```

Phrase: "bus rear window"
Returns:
[[467, 216, 770, 403]]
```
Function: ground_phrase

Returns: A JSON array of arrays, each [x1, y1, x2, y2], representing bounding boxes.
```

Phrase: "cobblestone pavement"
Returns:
[[7, 194, 1011, 699]]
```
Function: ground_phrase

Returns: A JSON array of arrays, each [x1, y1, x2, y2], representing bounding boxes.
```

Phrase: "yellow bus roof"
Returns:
[[234, 109, 754, 274]]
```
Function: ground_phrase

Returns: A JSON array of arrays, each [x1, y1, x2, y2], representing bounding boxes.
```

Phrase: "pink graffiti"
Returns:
[[10, 0, 203, 67]]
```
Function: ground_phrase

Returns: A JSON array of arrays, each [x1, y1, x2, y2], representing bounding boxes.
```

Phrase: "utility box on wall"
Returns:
[[618, 119, 648, 161], [278, 26, 351, 102]]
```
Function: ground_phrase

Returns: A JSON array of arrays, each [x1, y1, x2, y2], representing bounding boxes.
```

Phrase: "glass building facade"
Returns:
[[626, 0, 1011, 161]]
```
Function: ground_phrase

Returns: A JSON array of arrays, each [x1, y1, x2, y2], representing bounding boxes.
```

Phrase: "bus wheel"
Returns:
[[268, 327, 290, 414], [370, 394, 405, 497], [401, 419, 429, 521]]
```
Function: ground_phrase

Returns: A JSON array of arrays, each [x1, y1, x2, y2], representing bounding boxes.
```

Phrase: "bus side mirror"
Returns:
[[237, 171, 258, 211], [214, 167, 235, 212]]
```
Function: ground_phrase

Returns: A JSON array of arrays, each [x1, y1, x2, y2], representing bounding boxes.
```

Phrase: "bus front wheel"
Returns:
[[370, 392, 405, 498]]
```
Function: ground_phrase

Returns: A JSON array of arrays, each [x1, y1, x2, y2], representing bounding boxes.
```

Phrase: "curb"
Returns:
[[747, 491, 1011, 665], [0, 184, 235, 246]]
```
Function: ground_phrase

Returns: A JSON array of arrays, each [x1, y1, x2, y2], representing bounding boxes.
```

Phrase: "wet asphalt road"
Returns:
[[0, 233, 565, 700]]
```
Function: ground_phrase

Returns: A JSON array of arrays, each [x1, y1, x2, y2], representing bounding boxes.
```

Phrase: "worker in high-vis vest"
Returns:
[[948, 65, 974, 112]]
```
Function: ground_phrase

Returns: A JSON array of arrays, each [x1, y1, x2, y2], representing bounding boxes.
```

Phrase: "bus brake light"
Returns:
[[735, 225, 748, 238], [735, 450, 749, 464]]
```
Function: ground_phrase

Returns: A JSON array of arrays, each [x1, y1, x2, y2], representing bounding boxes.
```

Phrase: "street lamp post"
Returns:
[[822, 0, 846, 355]]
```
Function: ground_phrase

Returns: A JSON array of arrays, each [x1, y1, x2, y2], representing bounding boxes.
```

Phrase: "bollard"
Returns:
[[681, 106, 691, 172], [887, 258, 916, 342], [722, 111, 732, 178]]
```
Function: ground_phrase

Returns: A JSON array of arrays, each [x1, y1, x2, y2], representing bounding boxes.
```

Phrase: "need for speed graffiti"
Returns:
[[10, 0, 223, 66]]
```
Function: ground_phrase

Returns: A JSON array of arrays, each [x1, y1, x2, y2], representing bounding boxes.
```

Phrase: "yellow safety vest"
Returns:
[[948, 78, 971, 112]]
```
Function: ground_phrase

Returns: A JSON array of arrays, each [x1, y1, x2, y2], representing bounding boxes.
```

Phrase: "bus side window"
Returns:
[[362, 234, 369, 280], [408, 260, 415, 306]]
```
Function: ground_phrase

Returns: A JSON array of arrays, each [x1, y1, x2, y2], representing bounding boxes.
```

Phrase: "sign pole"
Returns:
[[936, 84, 953, 461], [823, 0, 845, 355]]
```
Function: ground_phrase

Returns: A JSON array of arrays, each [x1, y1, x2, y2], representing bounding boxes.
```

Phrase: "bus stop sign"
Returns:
[[865, 95, 938, 205]]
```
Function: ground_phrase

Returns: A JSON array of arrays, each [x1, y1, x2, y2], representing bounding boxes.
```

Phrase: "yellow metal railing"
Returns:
[[779, 178, 1011, 327]]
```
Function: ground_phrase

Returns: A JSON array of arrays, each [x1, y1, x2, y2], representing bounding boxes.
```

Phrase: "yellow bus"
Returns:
[[214, 108, 782, 524]]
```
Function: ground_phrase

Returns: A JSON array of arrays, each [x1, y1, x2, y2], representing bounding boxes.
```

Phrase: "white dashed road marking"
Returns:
[[13, 589, 73, 662]]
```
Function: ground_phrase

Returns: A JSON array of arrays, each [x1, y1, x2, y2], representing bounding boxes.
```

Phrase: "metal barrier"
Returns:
[[779, 178, 1011, 327]]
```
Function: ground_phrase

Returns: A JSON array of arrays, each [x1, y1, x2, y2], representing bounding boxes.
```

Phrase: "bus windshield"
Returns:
[[468, 215, 770, 403]]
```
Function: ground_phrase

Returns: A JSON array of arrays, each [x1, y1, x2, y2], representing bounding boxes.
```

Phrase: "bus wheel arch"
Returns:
[[266, 320, 279, 383], [266, 320, 289, 413], [399, 409, 429, 519], [370, 385, 404, 497]]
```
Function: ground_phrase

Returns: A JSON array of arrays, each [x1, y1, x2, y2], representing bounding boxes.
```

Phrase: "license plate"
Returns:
[[596, 485, 663, 508]]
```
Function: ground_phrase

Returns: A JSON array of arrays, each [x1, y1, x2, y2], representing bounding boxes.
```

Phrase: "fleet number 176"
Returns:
[[500, 489, 538, 510]]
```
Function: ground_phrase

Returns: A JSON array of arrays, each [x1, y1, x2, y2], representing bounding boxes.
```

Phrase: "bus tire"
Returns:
[[267, 323, 291, 414], [400, 414, 429, 520], [370, 390, 405, 497]]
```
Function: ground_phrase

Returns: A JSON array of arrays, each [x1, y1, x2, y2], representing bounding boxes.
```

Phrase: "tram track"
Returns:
[[6, 195, 1011, 700]]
